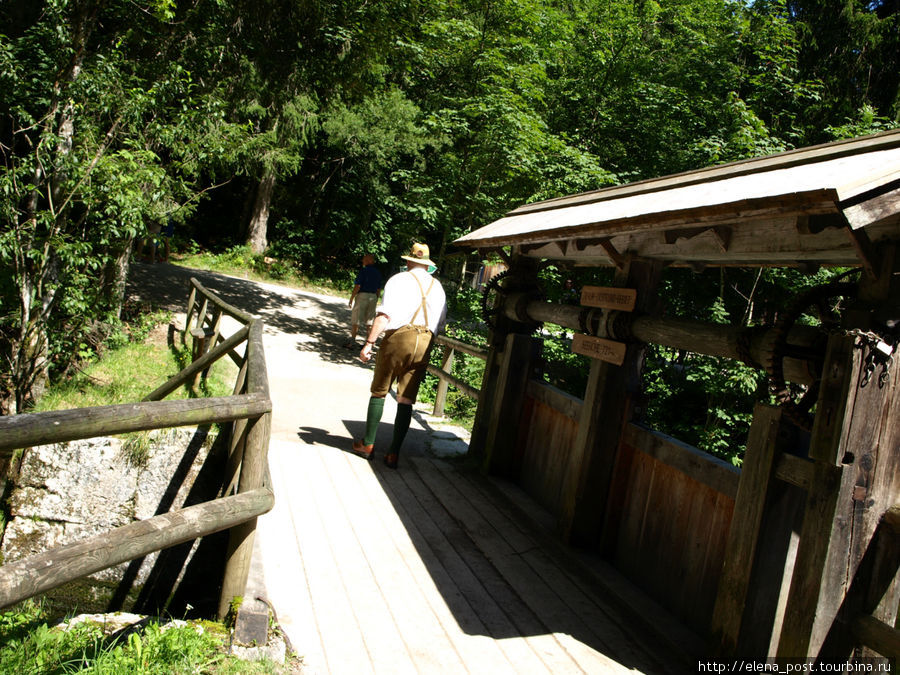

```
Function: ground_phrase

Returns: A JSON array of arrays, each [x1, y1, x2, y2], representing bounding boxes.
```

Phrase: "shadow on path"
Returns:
[[126, 261, 365, 367]]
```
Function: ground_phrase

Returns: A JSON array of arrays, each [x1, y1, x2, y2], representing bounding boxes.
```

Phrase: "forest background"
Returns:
[[2, 0, 899, 463]]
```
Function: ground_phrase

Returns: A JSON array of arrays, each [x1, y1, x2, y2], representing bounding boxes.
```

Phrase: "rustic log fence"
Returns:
[[426, 334, 487, 416], [0, 278, 272, 621]]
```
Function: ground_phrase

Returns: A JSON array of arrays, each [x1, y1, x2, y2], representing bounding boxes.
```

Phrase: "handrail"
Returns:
[[185, 277, 257, 326], [145, 323, 252, 401], [0, 393, 270, 454], [0, 277, 272, 621], [0, 487, 274, 609], [428, 334, 488, 417]]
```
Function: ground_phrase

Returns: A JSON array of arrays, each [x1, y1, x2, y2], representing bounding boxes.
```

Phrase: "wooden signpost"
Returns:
[[572, 286, 636, 365]]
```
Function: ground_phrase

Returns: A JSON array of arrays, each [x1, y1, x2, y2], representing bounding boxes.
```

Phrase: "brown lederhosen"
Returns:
[[370, 273, 436, 400]]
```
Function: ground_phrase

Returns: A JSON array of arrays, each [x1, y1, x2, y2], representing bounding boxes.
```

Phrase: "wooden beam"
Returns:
[[598, 239, 625, 270], [711, 405, 784, 656], [0, 394, 271, 455], [774, 453, 813, 491], [843, 184, 900, 230], [663, 225, 732, 251], [426, 363, 480, 402], [467, 343, 502, 463], [0, 487, 274, 610], [145, 323, 251, 401], [501, 293, 823, 386], [820, 506, 900, 660], [559, 258, 663, 545], [807, 335, 858, 465], [431, 346, 456, 417], [852, 615, 900, 660], [433, 335, 489, 360], [845, 227, 880, 282], [482, 332, 541, 477], [189, 277, 258, 324], [777, 461, 847, 657]]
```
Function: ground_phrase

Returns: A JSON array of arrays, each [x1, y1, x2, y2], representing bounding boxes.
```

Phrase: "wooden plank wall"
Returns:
[[517, 379, 740, 635], [604, 436, 737, 634], [518, 382, 581, 516]]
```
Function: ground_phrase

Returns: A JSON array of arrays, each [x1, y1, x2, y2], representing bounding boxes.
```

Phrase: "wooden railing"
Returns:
[[426, 334, 487, 416], [0, 278, 272, 620]]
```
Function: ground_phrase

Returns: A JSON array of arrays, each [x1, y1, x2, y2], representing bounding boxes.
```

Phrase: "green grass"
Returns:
[[30, 315, 239, 469], [174, 243, 349, 297], [33, 329, 236, 413], [0, 600, 290, 674]]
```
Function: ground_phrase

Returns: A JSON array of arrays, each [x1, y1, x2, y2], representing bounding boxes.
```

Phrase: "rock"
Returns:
[[0, 427, 220, 608], [232, 634, 288, 665], [431, 438, 469, 458], [60, 612, 148, 634]]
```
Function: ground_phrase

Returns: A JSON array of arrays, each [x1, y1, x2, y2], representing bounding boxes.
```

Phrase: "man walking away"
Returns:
[[351, 243, 447, 469], [345, 253, 383, 349]]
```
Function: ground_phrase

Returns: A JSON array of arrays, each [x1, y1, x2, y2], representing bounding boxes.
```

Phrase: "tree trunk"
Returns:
[[101, 239, 135, 320], [246, 168, 275, 255]]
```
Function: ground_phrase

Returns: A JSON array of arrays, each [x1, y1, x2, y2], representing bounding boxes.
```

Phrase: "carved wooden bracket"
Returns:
[[598, 239, 626, 270], [664, 226, 732, 252]]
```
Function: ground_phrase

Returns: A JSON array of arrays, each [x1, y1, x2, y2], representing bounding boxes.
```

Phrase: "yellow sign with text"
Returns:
[[580, 286, 637, 312], [572, 334, 627, 366]]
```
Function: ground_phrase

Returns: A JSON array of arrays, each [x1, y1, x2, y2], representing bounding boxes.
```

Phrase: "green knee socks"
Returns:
[[363, 396, 385, 445], [389, 403, 413, 454]]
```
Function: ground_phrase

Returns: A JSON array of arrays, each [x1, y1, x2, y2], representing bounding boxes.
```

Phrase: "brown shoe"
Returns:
[[350, 439, 374, 460], [383, 453, 398, 469]]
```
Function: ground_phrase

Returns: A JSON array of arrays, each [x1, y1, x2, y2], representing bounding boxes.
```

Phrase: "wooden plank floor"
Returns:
[[257, 438, 698, 674]]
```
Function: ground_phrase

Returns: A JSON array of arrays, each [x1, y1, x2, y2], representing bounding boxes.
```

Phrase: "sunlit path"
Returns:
[[127, 263, 694, 674]]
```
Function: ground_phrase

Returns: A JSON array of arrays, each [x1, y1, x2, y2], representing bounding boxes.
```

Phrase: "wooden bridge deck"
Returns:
[[161, 275, 706, 674], [256, 436, 699, 674]]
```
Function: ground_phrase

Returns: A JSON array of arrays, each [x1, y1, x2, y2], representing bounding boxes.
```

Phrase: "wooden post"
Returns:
[[558, 258, 663, 545], [468, 341, 501, 463], [777, 249, 900, 658], [711, 404, 796, 657], [822, 507, 900, 659], [468, 254, 541, 467], [218, 411, 270, 620], [482, 332, 541, 476], [219, 321, 271, 621], [183, 283, 197, 344], [433, 345, 455, 417], [202, 308, 223, 380]]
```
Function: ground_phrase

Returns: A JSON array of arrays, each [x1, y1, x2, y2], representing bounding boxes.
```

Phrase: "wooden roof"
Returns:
[[454, 130, 900, 268]]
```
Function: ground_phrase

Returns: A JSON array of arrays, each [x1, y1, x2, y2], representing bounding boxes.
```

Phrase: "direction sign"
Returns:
[[572, 333, 627, 365], [580, 286, 637, 312]]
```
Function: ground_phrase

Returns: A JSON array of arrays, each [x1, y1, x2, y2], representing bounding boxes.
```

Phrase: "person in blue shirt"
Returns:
[[345, 253, 383, 349]]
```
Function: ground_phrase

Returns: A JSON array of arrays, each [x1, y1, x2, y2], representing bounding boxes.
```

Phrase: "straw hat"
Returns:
[[400, 242, 435, 267]]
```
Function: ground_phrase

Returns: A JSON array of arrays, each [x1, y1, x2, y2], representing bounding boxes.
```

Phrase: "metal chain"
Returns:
[[843, 328, 898, 389]]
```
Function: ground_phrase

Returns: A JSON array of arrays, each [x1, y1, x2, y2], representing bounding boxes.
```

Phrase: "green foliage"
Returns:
[[0, 0, 251, 410], [5, 0, 898, 464], [420, 323, 488, 426], [0, 601, 280, 674]]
